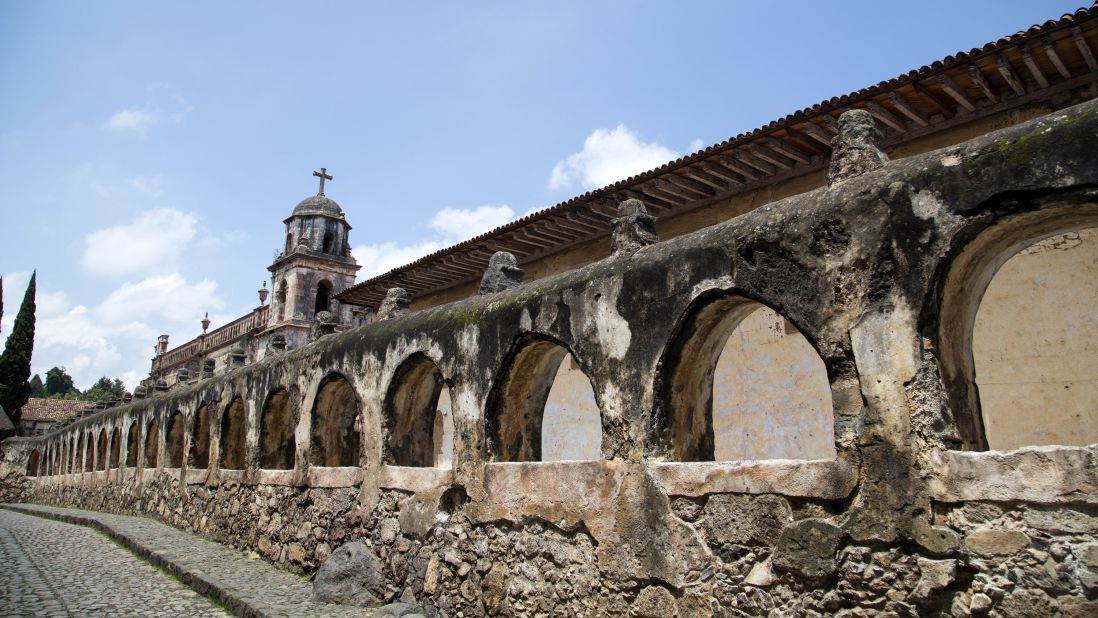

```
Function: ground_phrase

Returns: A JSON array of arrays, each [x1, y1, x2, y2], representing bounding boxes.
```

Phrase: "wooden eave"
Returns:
[[336, 5, 1098, 309]]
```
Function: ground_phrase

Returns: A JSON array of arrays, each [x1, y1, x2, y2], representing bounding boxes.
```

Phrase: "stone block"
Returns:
[[964, 528, 1030, 556]]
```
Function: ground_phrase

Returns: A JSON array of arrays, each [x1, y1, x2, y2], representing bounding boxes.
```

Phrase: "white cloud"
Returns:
[[549, 124, 680, 191], [352, 205, 515, 278], [96, 273, 222, 324], [82, 208, 198, 277], [103, 85, 191, 135], [106, 108, 156, 133], [429, 205, 515, 237]]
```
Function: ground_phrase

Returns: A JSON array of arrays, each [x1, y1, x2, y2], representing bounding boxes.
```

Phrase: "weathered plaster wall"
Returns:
[[713, 305, 835, 461], [3, 101, 1098, 617], [973, 227, 1098, 450]]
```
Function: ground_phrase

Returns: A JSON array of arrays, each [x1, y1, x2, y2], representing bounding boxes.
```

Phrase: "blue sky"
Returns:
[[0, 1, 1085, 390]]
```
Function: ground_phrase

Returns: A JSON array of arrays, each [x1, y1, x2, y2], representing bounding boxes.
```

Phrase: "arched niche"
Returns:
[[166, 411, 185, 467], [126, 423, 139, 467], [74, 432, 85, 472], [310, 374, 361, 467], [651, 292, 835, 461], [109, 427, 121, 469], [315, 280, 332, 315], [220, 397, 247, 470], [26, 450, 40, 477], [939, 204, 1098, 450], [145, 421, 159, 468], [259, 388, 295, 470], [96, 428, 108, 471], [383, 354, 453, 467], [191, 405, 211, 469], [485, 336, 603, 462], [79, 432, 89, 472]]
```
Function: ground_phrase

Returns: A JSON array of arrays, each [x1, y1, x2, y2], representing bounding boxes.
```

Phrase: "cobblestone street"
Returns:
[[0, 509, 229, 617]]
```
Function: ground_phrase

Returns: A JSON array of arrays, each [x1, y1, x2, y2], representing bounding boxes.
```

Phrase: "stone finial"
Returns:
[[828, 109, 889, 185], [478, 251, 524, 295], [311, 310, 339, 340], [611, 199, 658, 255], [133, 384, 148, 399], [377, 287, 411, 321], [229, 344, 247, 368]]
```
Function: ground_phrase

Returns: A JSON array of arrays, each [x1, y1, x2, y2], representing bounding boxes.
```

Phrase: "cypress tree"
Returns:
[[0, 273, 36, 423]]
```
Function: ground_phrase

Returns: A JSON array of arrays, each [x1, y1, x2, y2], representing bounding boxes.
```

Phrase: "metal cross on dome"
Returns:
[[313, 167, 333, 196]]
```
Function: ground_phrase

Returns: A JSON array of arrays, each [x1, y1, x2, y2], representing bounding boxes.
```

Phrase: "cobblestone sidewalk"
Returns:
[[1, 504, 377, 617], [0, 508, 229, 617]]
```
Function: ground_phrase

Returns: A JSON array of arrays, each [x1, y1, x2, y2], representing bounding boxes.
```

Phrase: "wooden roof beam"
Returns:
[[585, 200, 620, 218], [1020, 46, 1050, 89], [621, 190, 675, 212], [911, 81, 954, 119], [519, 224, 567, 245], [799, 122, 833, 147], [888, 92, 929, 127], [864, 100, 907, 133], [1042, 37, 1071, 79], [499, 233, 545, 253], [716, 154, 762, 181], [763, 137, 811, 165], [746, 144, 791, 170], [698, 161, 747, 186], [663, 173, 715, 197], [681, 166, 730, 192], [937, 74, 976, 112], [655, 178, 706, 201], [543, 217, 595, 238], [996, 55, 1027, 96], [781, 126, 828, 156], [968, 65, 999, 103], [637, 184, 687, 207], [1073, 27, 1098, 71], [561, 211, 606, 233]]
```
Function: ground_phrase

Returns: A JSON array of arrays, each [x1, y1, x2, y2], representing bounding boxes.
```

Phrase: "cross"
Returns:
[[313, 167, 333, 196]]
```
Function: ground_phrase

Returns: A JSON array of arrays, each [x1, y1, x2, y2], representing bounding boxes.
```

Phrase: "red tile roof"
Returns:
[[336, 3, 1098, 308], [18, 398, 96, 423]]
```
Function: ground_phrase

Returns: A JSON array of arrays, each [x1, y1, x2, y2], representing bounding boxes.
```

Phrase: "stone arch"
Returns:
[[126, 422, 139, 467], [191, 405, 211, 469], [166, 410, 185, 467], [383, 353, 454, 467], [322, 230, 335, 254], [259, 388, 295, 470], [315, 280, 332, 315], [939, 203, 1098, 450], [96, 428, 108, 471], [485, 335, 603, 462], [109, 427, 121, 468], [145, 420, 159, 468], [220, 397, 247, 470], [75, 434, 84, 472], [285, 232, 293, 254], [310, 373, 361, 467], [26, 450, 40, 477], [650, 291, 834, 461]]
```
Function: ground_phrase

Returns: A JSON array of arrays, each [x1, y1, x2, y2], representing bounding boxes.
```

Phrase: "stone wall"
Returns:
[[3, 100, 1098, 617]]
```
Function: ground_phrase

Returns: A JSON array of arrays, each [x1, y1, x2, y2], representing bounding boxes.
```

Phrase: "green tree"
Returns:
[[0, 273, 36, 422], [83, 376, 127, 402], [29, 374, 45, 398], [45, 366, 76, 397]]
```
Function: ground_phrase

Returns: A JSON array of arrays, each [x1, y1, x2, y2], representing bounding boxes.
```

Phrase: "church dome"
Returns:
[[291, 194, 344, 218]]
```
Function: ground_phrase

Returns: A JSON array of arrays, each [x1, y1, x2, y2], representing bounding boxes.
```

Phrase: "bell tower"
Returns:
[[266, 168, 360, 349]]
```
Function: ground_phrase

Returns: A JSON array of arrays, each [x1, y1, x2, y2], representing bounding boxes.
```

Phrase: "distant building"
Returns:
[[17, 398, 96, 436], [144, 169, 362, 391]]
